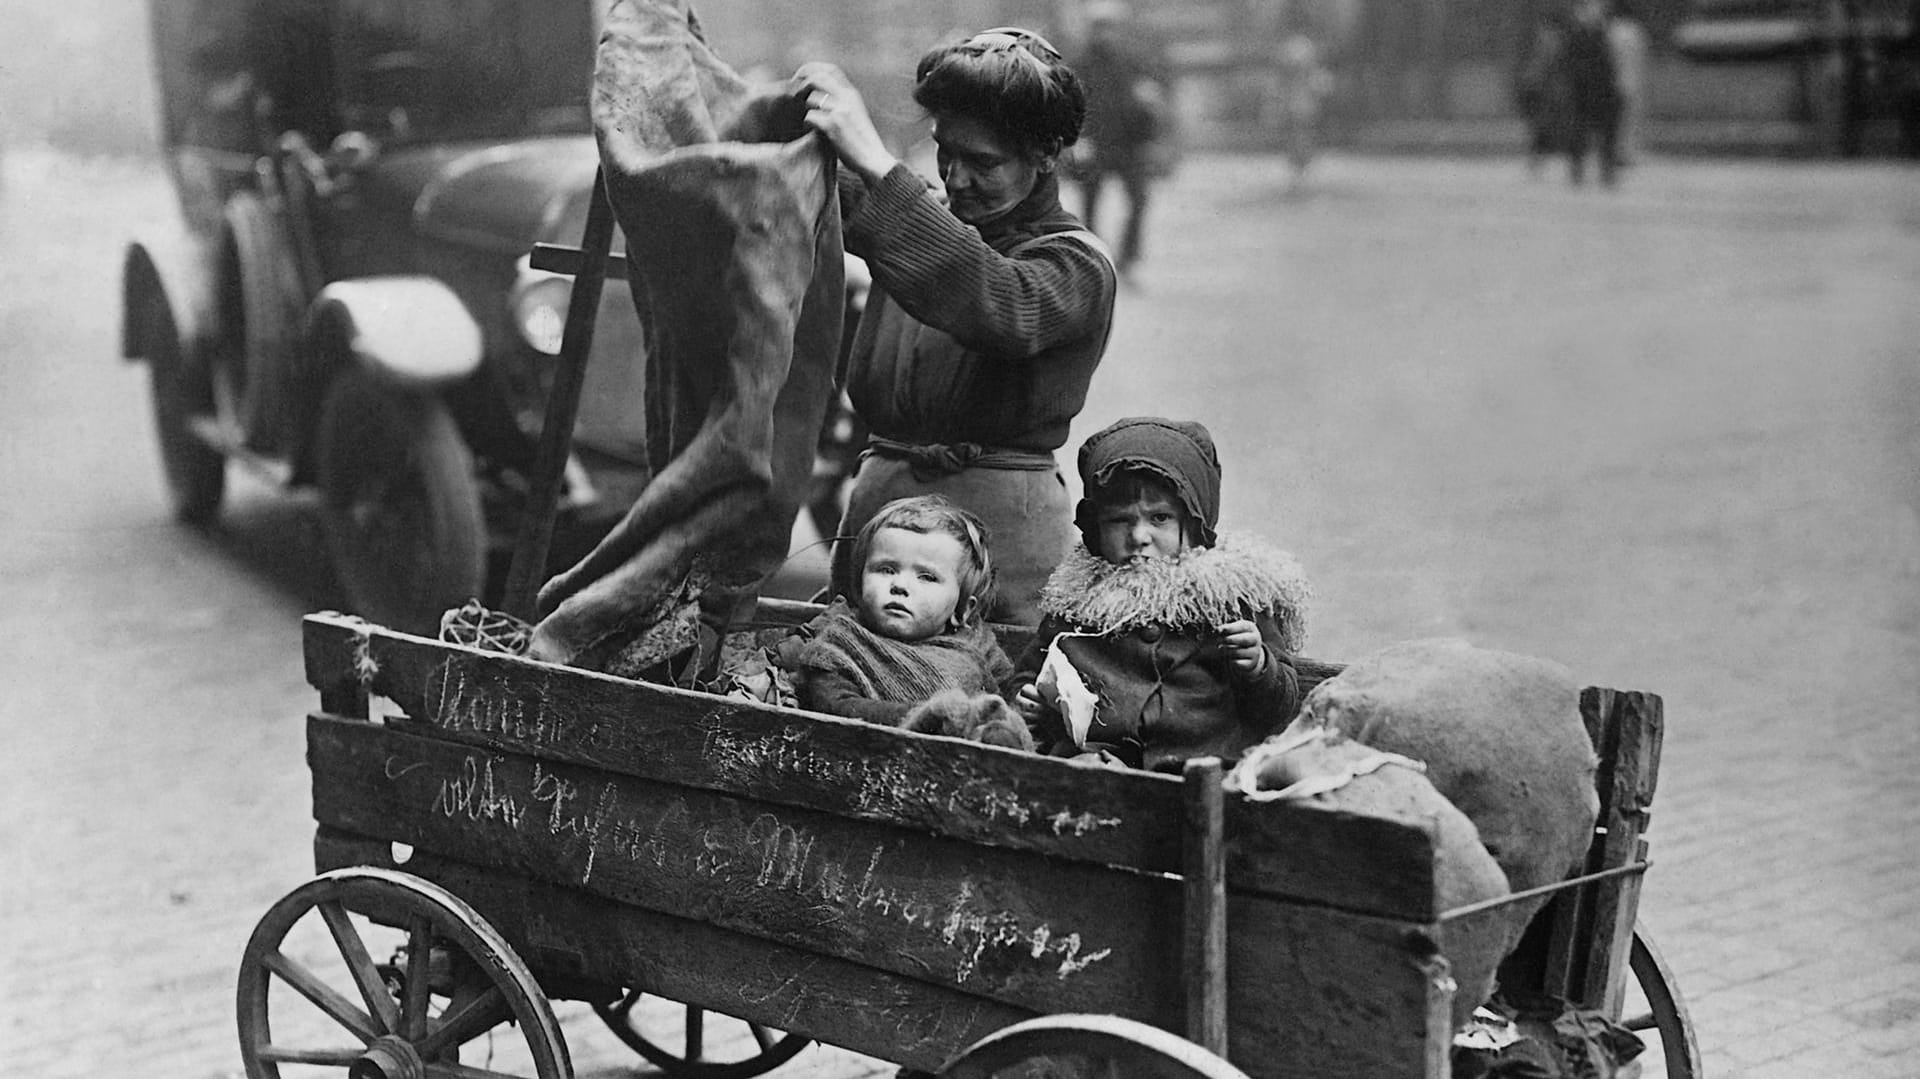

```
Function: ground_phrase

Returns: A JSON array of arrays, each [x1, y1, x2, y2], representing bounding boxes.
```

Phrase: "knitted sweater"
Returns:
[[1015, 532, 1312, 771], [794, 600, 1014, 724], [839, 165, 1116, 452]]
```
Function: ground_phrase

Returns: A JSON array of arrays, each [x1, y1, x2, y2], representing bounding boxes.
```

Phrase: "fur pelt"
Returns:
[[1036, 531, 1311, 651], [901, 689, 1036, 751]]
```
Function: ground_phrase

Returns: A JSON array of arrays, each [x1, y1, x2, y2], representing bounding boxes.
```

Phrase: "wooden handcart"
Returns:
[[237, 604, 1698, 1079], [236, 174, 1698, 1079]]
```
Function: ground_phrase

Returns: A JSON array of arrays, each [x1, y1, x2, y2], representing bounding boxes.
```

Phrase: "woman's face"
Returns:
[[931, 113, 1045, 225]]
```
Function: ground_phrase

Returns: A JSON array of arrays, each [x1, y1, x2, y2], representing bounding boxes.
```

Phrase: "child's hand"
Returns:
[[1215, 620, 1268, 676], [1014, 681, 1055, 722]]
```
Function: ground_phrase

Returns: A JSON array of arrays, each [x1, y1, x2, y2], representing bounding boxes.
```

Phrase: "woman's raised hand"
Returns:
[[791, 62, 898, 185]]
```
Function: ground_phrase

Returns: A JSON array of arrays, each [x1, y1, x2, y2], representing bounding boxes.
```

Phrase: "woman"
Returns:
[[793, 27, 1119, 625]]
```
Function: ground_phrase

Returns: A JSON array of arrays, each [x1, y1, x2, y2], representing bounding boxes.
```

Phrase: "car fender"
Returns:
[[121, 229, 222, 364], [305, 276, 484, 389]]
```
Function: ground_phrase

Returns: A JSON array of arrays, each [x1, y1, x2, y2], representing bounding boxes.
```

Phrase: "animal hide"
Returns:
[[528, 0, 844, 668]]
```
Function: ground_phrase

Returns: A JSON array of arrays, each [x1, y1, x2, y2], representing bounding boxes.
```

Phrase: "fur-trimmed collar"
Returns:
[[1037, 531, 1310, 651]]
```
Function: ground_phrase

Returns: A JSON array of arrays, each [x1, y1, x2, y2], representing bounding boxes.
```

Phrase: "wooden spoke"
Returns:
[[256, 1044, 364, 1065], [592, 990, 810, 1078], [403, 917, 434, 1041], [261, 948, 381, 1043], [240, 871, 568, 1079], [318, 898, 402, 1035], [417, 983, 508, 1059]]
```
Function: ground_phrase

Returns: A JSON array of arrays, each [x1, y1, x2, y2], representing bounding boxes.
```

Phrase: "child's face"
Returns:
[[1094, 480, 1192, 565], [858, 526, 972, 641]]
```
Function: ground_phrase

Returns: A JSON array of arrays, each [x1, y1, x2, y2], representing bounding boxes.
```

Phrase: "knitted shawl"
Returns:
[[1036, 531, 1311, 652], [798, 600, 1011, 704]]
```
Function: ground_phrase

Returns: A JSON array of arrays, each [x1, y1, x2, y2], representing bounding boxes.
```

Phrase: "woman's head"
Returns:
[[850, 495, 996, 640], [913, 27, 1085, 225]]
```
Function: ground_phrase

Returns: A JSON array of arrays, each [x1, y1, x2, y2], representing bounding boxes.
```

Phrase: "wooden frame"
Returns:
[[298, 609, 1668, 1079]]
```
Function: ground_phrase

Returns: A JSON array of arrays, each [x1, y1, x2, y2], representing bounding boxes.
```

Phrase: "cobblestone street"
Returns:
[[2, 146, 1917, 1079]]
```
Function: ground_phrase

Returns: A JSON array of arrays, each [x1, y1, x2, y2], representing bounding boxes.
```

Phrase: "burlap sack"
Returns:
[[1290, 637, 1605, 890], [1283, 639, 1599, 897], [1229, 727, 1513, 1029], [528, 0, 844, 668]]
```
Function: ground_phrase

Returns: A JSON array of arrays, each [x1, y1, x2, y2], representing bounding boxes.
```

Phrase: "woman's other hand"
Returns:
[[1216, 619, 1269, 676], [792, 63, 898, 184]]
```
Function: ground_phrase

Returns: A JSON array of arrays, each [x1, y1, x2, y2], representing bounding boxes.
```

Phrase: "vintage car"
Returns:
[[122, 0, 862, 633]]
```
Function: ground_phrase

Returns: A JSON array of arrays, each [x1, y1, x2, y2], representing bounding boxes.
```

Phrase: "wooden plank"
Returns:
[[303, 613, 370, 719], [1183, 758, 1228, 1056], [1491, 686, 1663, 1010], [1578, 690, 1662, 1012], [310, 714, 1183, 1021], [307, 718, 1444, 1079], [301, 613, 1443, 921], [313, 830, 1035, 1072]]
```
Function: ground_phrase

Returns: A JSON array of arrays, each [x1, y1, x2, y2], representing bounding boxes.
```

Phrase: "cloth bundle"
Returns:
[[529, 0, 845, 669], [1229, 726, 1513, 1030], [1234, 638, 1601, 1030]]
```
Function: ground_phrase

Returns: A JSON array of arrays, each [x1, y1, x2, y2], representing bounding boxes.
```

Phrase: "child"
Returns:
[[1012, 417, 1310, 770], [792, 496, 1021, 735]]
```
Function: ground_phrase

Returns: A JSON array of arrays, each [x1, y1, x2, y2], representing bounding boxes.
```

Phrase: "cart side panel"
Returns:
[[314, 830, 1038, 1070], [302, 613, 1442, 921], [309, 716, 1445, 1079], [309, 713, 1185, 1020]]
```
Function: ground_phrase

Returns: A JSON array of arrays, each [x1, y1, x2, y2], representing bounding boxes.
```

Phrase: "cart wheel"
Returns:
[[1621, 924, 1701, 1079], [317, 367, 485, 635], [237, 867, 570, 1079], [135, 285, 226, 523], [938, 1015, 1251, 1079], [592, 989, 810, 1079]]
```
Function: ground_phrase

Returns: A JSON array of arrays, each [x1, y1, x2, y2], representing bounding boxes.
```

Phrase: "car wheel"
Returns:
[[316, 368, 485, 635], [223, 191, 305, 453], [138, 288, 226, 524]]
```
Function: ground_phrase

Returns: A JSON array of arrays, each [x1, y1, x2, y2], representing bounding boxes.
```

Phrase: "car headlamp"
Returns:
[[510, 256, 572, 356]]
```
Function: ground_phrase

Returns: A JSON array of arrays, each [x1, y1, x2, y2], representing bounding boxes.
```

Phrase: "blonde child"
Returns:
[[793, 496, 1020, 737], [1012, 417, 1310, 770]]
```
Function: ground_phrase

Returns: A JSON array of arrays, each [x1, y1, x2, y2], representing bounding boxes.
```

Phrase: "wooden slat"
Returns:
[[308, 719, 1443, 1079], [1578, 689, 1662, 1011], [1489, 686, 1664, 1010], [301, 613, 1443, 921], [310, 714, 1181, 1020], [1182, 758, 1228, 1057]]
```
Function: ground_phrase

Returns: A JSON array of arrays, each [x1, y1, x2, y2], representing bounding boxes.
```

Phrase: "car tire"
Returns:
[[138, 287, 226, 524], [223, 191, 306, 453], [316, 368, 485, 636]]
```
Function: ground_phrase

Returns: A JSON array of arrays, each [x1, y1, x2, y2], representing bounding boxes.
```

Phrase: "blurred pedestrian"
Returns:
[[1558, 0, 1623, 186], [1273, 28, 1335, 184], [1607, 0, 1649, 166], [1515, 10, 1571, 178], [1069, 1, 1173, 282]]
